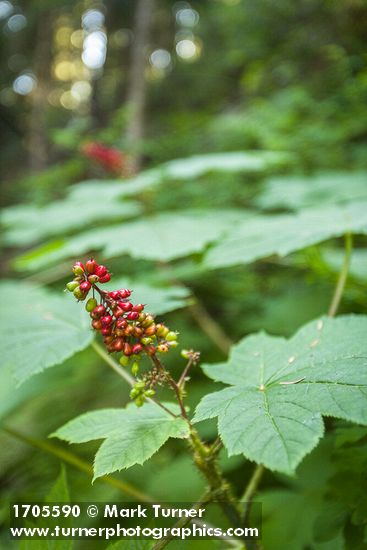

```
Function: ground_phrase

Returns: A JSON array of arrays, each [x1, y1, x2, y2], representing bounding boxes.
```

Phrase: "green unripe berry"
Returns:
[[135, 380, 146, 390], [66, 281, 79, 292], [73, 265, 84, 276], [135, 396, 145, 407], [166, 331, 178, 342], [88, 274, 99, 284], [73, 286, 86, 300], [156, 325, 169, 338], [85, 297, 98, 312], [131, 362, 140, 376], [130, 388, 139, 399], [141, 337, 152, 346], [169, 340, 178, 347], [119, 355, 130, 367], [142, 315, 154, 327], [181, 349, 190, 359], [144, 389, 155, 397]]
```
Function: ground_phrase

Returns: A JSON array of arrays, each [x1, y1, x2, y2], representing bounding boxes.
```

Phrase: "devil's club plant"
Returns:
[[55, 254, 367, 548]]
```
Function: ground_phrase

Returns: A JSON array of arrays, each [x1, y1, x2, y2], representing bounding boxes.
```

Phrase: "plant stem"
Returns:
[[2, 425, 153, 502], [328, 232, 353, 317], [189, 299, 233, 355], [91, 340, 135, 386], [151, 490, 212, 550], [241, 464, 264, 524], [150, 354, 190, 421], [91, 341, 177, 418], [152, 490, 242, 549], [177, 357, 195, 388], [149, 354, 240, 525]]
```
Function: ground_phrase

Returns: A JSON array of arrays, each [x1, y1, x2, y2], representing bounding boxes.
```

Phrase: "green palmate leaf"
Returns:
[[194, 315, 367, 475], [14, 209, 245, 272], [68, 151, 286, 204], [204, 201, 367, 269], [162, 151, 287, 178], [256, 171, 367, 211], [2, 197, 141, 246], [0, 281, 93, 384], [52, 403, 189, 480]]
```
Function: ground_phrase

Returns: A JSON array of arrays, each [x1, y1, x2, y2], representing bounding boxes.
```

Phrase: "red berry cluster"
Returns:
[[82, 142, 126, 173], [66, 260, 178, 377], [66, 260, 111, 301]]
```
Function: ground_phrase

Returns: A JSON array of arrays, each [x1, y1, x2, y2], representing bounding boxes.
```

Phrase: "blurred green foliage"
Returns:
[[1, 0, 367, 549]]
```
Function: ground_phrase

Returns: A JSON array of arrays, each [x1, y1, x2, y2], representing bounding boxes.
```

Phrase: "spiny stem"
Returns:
[[328, 232, 353, 317], [2, 425, 153, 502], [150, 355, 241, 526], [241, 464, 264, 524], [210, 437, 223, 455]]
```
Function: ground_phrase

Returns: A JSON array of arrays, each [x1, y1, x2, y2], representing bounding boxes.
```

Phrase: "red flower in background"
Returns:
[[82, 142, 127, 173]]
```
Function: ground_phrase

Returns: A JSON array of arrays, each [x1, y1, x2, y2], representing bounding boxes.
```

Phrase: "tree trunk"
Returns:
[[125, 0, 154, 173], [28, 13, 53, 172]]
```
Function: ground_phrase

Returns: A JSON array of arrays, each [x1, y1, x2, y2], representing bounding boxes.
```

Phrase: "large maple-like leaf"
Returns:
[[194, 315, 367, 474], [52, 402, 189, 480]]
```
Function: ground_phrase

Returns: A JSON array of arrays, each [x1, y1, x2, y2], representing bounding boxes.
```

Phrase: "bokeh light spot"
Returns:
[[7, 13, 26, 32], [150, 49, 171, 70], [13, 73, 36, 95]]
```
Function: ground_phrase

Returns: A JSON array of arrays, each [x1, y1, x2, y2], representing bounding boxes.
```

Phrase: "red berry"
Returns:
[[73, 261, 85, 276], [93, 305, 106, 316], [113, 338, 124, 351], [116, 318, 127, 329], [79, 281, 91, 293], [86, 259, 97, 274], [124, 325, 134, 336], [92, 319, 102, 330], [108, 291, 120, 300], [101, 327, 112, 336], [133, 326, 143, 337], [118, 289, 131, 299], [132, 343, 143, 354], [101, 315, 113, 326], [132, 304, 144, 312], [118, 301, 133, 311], [95, 265, 108, 277], [127, 311, 139, 320], [123, 343, 132, 356], [113, 307, 124, 318], [145, 345, 156, 356], [145, 324, 157, 336], [99, 274, 111, 283]]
